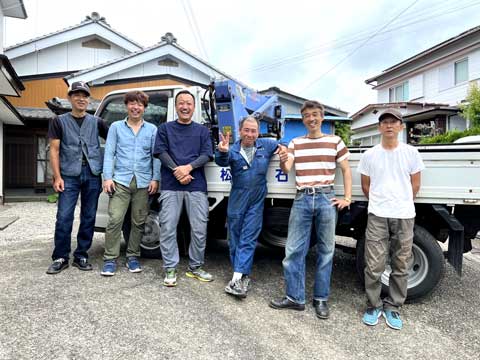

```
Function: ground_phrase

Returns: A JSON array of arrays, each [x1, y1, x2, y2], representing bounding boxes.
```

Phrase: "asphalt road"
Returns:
[[0, 202, 479, 360]]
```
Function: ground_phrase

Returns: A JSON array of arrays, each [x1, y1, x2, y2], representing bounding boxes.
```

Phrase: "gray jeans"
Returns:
[[364, 213, 414, 310], [158, 190, 209, 269]]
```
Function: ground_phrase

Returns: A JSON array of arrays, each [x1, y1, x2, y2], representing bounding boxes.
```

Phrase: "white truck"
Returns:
[[94, 83, 480, 301]]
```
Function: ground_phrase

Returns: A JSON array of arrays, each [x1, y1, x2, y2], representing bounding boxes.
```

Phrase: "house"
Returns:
[[2, 14, 241, 194], [260, 87, 350, 143], [2, 12, 144, 193], [0, 0, 27, 203], [4, 13, 348, 195], [352, 24, 480, 145]]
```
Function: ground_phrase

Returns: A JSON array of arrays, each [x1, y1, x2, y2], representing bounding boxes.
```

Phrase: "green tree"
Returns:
[[460, 83, 480, 127], [334, 121, 352, 145]]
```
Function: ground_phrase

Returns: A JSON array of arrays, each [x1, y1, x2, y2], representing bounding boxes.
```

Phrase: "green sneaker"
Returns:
[[185, 267, 214, 282], [163, 268, 177, 287]]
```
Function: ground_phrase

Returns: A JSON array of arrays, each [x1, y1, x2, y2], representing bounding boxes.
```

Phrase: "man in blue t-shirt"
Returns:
[[153, 90, 213, 287]]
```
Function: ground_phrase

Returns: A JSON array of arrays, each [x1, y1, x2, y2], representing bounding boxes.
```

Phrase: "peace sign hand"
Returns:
[[218, 132, 231, 152]]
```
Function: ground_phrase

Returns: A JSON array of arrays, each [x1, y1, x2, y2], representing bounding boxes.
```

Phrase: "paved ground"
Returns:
[[0, 202, 479, 360]]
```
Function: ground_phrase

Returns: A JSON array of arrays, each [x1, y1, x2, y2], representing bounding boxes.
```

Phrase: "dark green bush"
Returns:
[[419, 126, 480, 144]]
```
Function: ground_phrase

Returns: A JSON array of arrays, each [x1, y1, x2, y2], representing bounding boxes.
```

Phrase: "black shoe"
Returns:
[[313, 300, 329, 319], [269, 297, 305, 311], [72, 257, 93, 271], [225, 279, 247, 299], [46, 258, 69, 274]]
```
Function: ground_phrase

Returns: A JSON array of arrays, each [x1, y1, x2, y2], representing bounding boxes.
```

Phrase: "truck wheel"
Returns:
[[355, 225, 445, 301], [140, 212, 162, 259], [260, 207, 290, 247]]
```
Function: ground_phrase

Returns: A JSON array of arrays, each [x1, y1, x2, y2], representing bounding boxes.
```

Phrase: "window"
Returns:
[[98, 90, 171, 127], [36, 135, 51, 185], [389, 81, 409, 102], [455, 58, 468, 85]]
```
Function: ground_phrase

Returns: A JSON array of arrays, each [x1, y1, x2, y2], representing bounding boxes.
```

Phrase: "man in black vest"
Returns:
[[46, 81, 109, 274]]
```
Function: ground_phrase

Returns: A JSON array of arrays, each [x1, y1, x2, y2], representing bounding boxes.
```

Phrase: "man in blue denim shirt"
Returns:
[[100, 91, 160, 276]]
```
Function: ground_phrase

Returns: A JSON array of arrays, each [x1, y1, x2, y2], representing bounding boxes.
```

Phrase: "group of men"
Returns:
[[46, 81, 424, 330]]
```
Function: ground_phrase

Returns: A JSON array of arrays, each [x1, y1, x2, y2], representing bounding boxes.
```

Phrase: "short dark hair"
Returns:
[[175, 90, 195, 105], [124, 91, 149, 107], [239, 116, 260, 130], [301, 100, 324, 117]]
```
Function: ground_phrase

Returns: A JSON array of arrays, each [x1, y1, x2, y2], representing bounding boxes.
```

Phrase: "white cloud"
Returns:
[[4, 0, 480, 114]]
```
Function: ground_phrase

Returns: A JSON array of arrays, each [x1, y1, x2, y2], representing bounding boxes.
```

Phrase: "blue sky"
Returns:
[[4, 0, 480, 114]]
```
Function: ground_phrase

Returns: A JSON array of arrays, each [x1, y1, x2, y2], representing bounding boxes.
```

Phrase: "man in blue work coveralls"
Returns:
[[215, 116, 288, 298]]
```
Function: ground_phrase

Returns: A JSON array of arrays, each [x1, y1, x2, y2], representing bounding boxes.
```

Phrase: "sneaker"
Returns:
[[383, 309, 403, 330], [100, 260, 116, 276], [242, 275, 251, 292], [362, 307, 383, 326], [126, 256, 143, 273], [225, 279, 247, 298], [164, 268, 177, 287], [72, 257, 93, 271], [46, 258, 69, 274], [185, 267, 214, 282]]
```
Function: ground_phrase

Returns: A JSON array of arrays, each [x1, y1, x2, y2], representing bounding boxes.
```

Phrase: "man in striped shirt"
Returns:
[[270, 100, 352, 319]]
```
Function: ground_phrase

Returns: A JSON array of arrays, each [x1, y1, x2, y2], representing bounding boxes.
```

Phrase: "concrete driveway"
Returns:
[[1, 202, 479, 360]]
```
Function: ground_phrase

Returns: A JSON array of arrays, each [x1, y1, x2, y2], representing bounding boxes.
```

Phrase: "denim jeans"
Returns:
[[52, 165, 102, 261], [282, 189, 337, 304]]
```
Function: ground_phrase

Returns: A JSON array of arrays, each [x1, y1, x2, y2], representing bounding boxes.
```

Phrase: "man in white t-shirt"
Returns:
[[357, 108, 425, 330]]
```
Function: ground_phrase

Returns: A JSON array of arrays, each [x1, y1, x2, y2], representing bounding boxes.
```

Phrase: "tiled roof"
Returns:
[[16, 107, 55, 120], [5, 13, 142, 51], [65, 32, 244, 87], [366, 24, 480, 84]]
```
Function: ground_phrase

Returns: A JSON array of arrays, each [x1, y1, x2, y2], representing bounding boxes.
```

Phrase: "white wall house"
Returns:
[[64, 32, 235, 89], [0, 0, 27, 203], [5, 12, 142, 77], [352, 24, 480, 145]]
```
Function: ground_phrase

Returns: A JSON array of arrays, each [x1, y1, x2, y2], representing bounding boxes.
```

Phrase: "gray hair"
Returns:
[[239, 116, 260, 129]]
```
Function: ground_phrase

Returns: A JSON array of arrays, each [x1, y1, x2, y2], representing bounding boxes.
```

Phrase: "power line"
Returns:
[[300, 0, 422, 92], [238, 0, 480, 77], [186, 0, 209, 61], [181, 0, 209, 61]]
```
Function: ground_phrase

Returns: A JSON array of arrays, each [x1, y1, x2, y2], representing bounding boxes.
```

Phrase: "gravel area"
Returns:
[[0, 202, 479, 360]]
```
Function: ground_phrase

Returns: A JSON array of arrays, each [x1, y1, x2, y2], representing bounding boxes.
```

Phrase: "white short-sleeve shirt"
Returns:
[[357, 142, 425, 219]]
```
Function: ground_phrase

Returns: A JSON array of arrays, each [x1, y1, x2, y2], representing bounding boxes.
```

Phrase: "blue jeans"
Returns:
[[282, 189, 337, 304], [52, 165, 102, 261]]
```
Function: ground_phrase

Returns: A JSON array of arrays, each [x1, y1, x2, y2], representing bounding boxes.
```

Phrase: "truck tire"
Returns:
[[139, 212, 162, 259], [260, 207, 291, 248], [355, 225, 445, 301]]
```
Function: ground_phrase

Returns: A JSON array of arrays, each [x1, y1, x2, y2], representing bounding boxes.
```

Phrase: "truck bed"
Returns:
[[206, 143, 480, 206]]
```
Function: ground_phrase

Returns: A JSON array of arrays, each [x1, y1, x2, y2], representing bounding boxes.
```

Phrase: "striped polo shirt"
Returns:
[[288, 135, 350, 189]]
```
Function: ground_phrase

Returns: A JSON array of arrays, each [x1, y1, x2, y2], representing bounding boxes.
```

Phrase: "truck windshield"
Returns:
[[98, 90, 170, 127]]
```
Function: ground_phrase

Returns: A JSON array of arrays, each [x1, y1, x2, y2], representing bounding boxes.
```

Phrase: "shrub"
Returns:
[[419, 126, 480, 144]]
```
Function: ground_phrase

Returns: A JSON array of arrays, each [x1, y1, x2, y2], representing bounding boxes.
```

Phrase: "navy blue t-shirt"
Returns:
[[154, 120, 213, 192]]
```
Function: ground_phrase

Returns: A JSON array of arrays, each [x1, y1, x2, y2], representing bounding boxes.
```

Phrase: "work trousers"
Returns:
[[104, 177, 148, 260], [364, 213, 415, 310], [158, 191, 209, 269]]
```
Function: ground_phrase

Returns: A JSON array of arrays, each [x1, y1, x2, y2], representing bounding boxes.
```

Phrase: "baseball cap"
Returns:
[[378, 108, 403, 122], [68, 81, 90, 96]]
